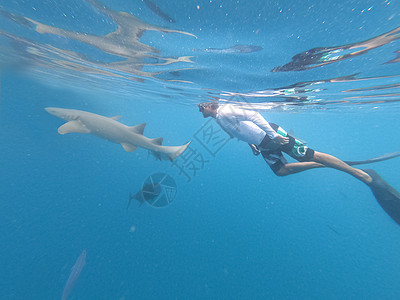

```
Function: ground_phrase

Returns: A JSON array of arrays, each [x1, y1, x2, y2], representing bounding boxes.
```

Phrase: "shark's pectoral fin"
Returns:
[[149, 150, 162, 160], [58, 121, 90, 135], [129, 123, 146, 135], [150, 137, 163, 145], [111, 115, 122, 121], [121, 143, 138, 152]]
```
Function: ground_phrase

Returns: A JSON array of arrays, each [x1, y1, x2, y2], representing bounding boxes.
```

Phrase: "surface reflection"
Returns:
[[272, 26, 400, 72], [218, 73, 400, 110], [0, 0, 196, 81]]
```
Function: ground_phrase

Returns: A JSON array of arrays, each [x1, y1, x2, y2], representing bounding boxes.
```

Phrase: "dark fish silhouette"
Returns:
[[143, 0, 175, 23], [127, 182, 162, 209], [61, 250, 86, 300], [327, 225, 340, 235], [200, 44, 263, 54]]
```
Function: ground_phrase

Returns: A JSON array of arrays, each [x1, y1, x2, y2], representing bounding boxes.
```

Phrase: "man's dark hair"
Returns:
[[198, 102, 219, 112]]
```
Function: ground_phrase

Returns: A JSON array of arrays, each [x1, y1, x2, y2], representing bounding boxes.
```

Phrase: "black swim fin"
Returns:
[[364, 169, 400, 226]]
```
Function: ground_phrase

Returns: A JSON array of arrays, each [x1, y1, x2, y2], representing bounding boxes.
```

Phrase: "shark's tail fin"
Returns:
[[152, 141, 191, 162], [167, 141, 191, 161]]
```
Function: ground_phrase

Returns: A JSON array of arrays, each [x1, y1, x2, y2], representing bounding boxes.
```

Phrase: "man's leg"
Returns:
[[262, 129, 400, 226], [259, 127, 372, 184], [311, 151, 371, 184], [275, 161, 324, 176], [276, 151, 372, 184]]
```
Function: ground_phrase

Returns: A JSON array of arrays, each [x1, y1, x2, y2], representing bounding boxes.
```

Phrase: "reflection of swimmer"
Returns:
[[196, 44, 263, 54], [198, 102, 400, 226], [220, 72, 400, 110], [273, 26, 400, 72]]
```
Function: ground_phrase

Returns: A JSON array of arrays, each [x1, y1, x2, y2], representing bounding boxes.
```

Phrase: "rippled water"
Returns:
[[1, 0, 399, 110]]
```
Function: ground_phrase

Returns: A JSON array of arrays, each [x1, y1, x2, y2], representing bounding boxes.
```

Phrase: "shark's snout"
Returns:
[[45, 107, 59, 116], [45, 107, 69, 119]]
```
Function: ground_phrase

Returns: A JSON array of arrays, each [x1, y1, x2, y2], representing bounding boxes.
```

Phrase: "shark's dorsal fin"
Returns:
[[111, 115, 122, 121], [129, 123, 146, 135], [150, 137, 163, 146], [121, 143, 138, 152], [58, 121, 90, 135]]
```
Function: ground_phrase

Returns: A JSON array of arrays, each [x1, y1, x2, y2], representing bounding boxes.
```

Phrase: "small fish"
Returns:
[[127, 182, 162, 209], [326, 225, 340, 235], [61, 250, 87, 300]]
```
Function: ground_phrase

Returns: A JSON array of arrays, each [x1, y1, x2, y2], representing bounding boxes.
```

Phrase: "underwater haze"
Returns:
[[1, 0, 400, 299]]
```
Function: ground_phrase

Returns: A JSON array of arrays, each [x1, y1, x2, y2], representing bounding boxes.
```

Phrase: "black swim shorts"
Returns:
[[259, 123, 315, 174]]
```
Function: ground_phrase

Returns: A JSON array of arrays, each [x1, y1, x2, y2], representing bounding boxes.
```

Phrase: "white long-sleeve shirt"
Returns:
[[215, 104, 279, 145]]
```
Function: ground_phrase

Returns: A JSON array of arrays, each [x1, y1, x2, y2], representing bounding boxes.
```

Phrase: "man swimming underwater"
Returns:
[[198, 102, 400, 225]]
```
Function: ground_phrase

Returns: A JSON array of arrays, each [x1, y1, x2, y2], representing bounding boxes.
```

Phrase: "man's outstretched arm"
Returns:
[[247, 112, 279, 139]]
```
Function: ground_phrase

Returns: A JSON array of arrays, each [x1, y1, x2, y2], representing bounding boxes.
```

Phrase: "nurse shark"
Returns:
[[45, 107, 190, 161]]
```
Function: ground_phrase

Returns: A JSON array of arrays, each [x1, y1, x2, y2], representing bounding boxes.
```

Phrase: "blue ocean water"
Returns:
[[1, 0, 400, 299]]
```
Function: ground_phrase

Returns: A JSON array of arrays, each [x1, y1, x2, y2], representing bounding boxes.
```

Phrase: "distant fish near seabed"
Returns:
[[61, 250, 87, 300], [326, 225, 340, 235], [143, 0, 175, 23], [196, 44, 263, 54]]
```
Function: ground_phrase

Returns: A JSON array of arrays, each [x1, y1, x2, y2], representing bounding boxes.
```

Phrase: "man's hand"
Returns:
[[249, 144, 261, 156], [273, 135, 289, 146]]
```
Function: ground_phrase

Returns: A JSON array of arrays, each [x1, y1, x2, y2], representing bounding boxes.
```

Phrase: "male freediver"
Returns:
[[198, 102, 400, 225]]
